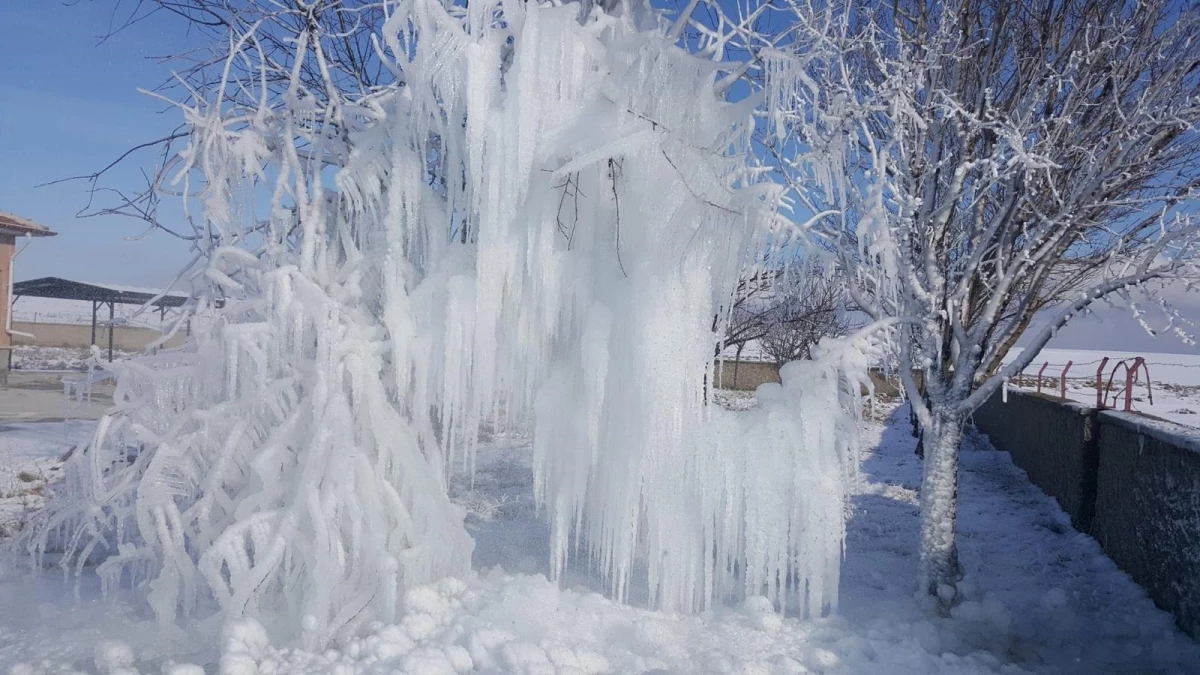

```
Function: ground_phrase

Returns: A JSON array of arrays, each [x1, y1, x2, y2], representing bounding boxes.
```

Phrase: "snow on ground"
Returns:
[[1, 404, 1197, 674], [717, 339, 773, 363], [0, 421, 93, 538], [1005, 348, 1200, 427], [9, 347, 136, 372], [709, 389, 758, 411]]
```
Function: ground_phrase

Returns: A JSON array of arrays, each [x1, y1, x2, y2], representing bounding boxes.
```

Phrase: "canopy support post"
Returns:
[[108, 301, 115, 362]]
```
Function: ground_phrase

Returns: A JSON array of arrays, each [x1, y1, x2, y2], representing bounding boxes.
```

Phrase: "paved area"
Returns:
[[0, 371, 114, 424]]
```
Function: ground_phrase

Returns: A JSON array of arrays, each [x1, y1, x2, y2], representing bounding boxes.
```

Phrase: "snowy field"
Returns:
[[1, 404, 1196, 674], [10, 297, 182, 330], [1004, 348, 1200, 427]]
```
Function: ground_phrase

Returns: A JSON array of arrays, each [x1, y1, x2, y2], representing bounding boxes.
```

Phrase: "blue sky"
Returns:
[[1, 1, 195, 286], [1, 1, 1195, 354]]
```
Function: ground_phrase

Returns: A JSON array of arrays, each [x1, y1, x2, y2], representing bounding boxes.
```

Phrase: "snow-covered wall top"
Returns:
[[1098, 410, 1200, 456]]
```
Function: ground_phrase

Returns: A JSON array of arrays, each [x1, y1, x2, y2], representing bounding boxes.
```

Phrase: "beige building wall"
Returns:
[[0, 234, 14, 352]]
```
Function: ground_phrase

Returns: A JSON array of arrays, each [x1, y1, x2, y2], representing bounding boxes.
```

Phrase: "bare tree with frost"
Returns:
[[759, 264, 852, 365], [719, 260, 851, 364], [721, 270, 775, 359], [28, 0, 876, 645], [764, 0, 1200, 605]]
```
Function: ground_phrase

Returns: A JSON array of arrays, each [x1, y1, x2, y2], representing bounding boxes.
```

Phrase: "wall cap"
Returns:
[[994, 387, 1095, 416], [1097, 410, 1200, 456]]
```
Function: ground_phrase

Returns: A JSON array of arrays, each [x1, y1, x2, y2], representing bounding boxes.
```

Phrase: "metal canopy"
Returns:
[[11, 277, 190, 361], [12, 277, 189, 307]]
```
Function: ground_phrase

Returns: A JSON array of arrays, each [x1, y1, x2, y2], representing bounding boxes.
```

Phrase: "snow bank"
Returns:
[[5, 408, 1199, 673], [191, 572, 1023, 675], [0, 421, 93, 538], [0, 572, 1054, 675]]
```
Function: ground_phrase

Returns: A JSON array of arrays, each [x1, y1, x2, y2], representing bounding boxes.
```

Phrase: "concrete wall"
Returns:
[[972, 391, 1099, 531], [1090, 412, 1200, 639], [10, 320, 187, 351], [974, 389, 1200, 638], [713, 362, 905, 396], [714, 360, 780, 390]]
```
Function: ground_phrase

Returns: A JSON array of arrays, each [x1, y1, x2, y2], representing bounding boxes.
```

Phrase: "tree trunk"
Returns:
[[917, 410, 965, 605]]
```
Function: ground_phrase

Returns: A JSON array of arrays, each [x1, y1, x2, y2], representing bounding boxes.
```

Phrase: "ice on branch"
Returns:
[[25, 0, 866, 643]]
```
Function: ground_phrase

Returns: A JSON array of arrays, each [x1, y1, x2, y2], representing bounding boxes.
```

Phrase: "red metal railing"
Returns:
[[1059, 360, 1073, 399], [1095, 357, 1110, 407], [1099, 357, 1153, 412], [1016, 354, 1154, 413]]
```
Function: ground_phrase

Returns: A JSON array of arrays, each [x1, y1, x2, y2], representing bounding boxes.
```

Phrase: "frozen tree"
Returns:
[[764, 0, 1200, 604], [28, 0, 873, 644]]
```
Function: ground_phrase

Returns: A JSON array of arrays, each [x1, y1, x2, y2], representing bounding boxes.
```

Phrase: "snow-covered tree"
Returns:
[[764, 0, 1200, 604]]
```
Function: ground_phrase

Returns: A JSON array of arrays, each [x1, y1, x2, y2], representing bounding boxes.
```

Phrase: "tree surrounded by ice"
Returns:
[[26, 0, 867, 643]]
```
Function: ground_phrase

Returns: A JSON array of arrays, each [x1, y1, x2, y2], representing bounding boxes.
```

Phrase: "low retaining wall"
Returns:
[[974, 389, 1200, 638], [11, 320, 186, 351], [714, 362, 904, 396], [714, 360, 780, 390]]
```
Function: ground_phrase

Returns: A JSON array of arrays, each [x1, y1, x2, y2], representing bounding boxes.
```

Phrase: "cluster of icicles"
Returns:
[[26, 0, 868, 646]]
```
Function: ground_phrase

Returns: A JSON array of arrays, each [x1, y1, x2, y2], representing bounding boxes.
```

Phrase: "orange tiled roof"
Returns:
[[0, 211, 56, 237]]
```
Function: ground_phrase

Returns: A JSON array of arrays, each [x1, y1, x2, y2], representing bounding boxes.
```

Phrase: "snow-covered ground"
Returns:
[[717, 339, 773, 363], [1004, 348, 1200, 427], [1, 404, 1195, 674], [0, 421, 93, 538], [9, 347, 136, 372]]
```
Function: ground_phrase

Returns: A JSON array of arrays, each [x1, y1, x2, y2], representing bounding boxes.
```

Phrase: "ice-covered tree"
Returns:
[[764, 0, 1200, 604], [27, 0, 871, 644]]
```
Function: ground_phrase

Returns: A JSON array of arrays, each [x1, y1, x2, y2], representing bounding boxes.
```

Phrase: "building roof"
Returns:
[[12, 277, 190, 308], [0, 211, 56, 237]]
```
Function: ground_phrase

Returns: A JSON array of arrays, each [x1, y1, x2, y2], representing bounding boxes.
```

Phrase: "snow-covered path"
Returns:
[[838, 406, 1199, 673], [1, 405, 1197, 674]]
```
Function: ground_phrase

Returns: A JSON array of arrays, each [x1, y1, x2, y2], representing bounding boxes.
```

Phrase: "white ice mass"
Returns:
[[22, 0, 868, 647]]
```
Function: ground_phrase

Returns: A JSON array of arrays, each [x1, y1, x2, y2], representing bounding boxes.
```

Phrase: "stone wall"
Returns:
[[974, 389, 1200, 639], [972, 391, 1099, 531]]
